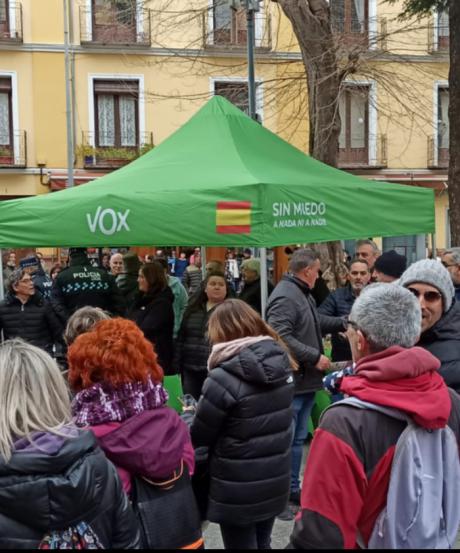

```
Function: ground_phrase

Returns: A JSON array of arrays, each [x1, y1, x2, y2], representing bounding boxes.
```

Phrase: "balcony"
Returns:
[[202, 8, 271, 50], [0, 2, 23, 43], [0, 131, 27, 168], [428, 18, 449, 53], [338, 135, 387, 168], [79, 131, 154, 169], [332, 16, 369, 49], [428, 135, 449, 169], [79, 6, 151, 46]]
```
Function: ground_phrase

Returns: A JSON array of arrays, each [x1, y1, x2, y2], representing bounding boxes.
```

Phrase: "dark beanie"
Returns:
[[69, 247, 87, 257], [374, 250, 407, 279], [123, 251, 141, 274]]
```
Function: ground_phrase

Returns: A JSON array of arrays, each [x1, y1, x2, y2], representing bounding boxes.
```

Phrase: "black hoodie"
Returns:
[[191, 339, 295, 525], [0, 430, 141, 549], [419, 301, 460, 393]]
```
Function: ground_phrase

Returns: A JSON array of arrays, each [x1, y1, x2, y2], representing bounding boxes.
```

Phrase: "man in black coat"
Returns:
[[266, 248, 347, 511], [0, 269, 64, 354], [51, 248, 126, 324], [318, 258, 371, 361], [238, 258, 273, 314]]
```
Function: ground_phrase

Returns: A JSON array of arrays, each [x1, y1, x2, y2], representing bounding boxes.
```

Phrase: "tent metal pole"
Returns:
[[260, 247, 268, 320], [0, 249, 4, 301], [200, 246, 206, 280], [431, 232, 437, 259]]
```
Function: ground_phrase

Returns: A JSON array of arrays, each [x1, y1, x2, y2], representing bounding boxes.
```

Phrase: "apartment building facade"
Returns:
[[0, 0, 451, 257]]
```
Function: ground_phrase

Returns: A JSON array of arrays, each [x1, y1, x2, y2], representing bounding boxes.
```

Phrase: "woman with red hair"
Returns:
[[68, 318, 194, 497]]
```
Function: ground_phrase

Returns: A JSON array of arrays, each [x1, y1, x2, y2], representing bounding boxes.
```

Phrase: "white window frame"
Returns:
[[210, 76, 264, 121], [8, 1, 17, 37], [341, 78, 377, 166], [207, 0, 264, 46], [0, 71, 20, 163], [433, 80, 449, 168], [88, 73, 145, 147], [85, 0, 144, 41]]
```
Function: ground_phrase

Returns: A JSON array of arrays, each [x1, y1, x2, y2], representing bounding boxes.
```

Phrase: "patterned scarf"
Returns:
[[72, 376, 168, 427]]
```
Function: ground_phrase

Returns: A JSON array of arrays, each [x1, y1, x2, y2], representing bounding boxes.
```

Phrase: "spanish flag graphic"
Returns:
[[216, 201, 251, 234]]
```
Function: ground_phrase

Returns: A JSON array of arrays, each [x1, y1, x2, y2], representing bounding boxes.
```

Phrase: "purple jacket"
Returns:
[[91, 407, 195, 494]]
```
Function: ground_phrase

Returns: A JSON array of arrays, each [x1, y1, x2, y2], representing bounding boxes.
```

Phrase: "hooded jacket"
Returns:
[[0, 293, 63, 354], [0, 430, 141, 549], [91, 408, 194, 495], [129, 287, 175, 374], [418, 301, 460, 393], [289, 346, 460, 549], [267, 275, 346, 393], [168, 275, 188, 338], [191, 338, 295, 525]]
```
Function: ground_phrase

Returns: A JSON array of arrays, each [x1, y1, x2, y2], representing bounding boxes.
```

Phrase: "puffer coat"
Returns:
[[175, 303, 213, 376], [191, 339, 295, 525], [0, 430, 141, 549], [0, 293, 64, 354]]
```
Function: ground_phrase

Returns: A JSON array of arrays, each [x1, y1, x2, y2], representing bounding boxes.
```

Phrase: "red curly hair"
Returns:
[[68, 318, 163, 391]]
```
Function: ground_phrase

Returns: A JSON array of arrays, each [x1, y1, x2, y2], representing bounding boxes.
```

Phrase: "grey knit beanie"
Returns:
[[399, 259, 454, 312]]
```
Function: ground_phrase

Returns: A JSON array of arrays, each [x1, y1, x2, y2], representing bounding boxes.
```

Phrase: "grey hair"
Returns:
[[0, 339, 72, 461], [356, 239, 380, 253], [288, 248, 319, 274], [7, 268, 27, 295], [64, 306, 111, 345], [444, 247, 460, 265], [350, 283, 421, 352]]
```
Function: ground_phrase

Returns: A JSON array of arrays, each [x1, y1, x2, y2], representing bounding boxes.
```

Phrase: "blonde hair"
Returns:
[[64, 306, 111, 345], [208, 299, 298, 370], [0, 339, 72, 461]]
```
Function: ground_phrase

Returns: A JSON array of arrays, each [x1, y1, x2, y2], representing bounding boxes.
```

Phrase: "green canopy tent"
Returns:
[[0, 96, 434, 251]]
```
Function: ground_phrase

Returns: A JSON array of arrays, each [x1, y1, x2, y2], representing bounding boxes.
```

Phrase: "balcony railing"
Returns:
[[428, 20, 449, 53], [80, 131, 154, 169], [332, 16, 369, 48], [428, 135, 449, 168], [0, 2, 23, 42], [338, 134, 387, 168], [0, 131, 27, 168], [80, 6, 151, 46], [202, 9, 271, 49]]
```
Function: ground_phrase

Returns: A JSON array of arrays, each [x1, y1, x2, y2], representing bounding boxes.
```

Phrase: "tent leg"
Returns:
[[260, 247, 268, 320], [431, 233, 437, 259], [200, 246, 207, 280], [0, 249, 3, 301]]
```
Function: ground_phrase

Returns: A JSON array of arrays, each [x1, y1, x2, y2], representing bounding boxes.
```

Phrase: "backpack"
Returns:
[[131, 460, 203, 549], [334, 396, 460, 549]]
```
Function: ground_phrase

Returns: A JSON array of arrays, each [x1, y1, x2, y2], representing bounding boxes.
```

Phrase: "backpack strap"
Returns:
[[322, 396, 412, 425]]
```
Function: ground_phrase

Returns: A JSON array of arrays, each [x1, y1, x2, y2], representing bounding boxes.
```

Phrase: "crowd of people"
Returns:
[[0, 241, 459, 549]]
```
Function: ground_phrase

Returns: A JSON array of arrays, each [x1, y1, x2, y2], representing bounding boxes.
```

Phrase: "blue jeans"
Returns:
[[291, 392, 316, 493]]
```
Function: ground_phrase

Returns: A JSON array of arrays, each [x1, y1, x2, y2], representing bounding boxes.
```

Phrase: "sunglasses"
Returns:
[[441, 261, 458, 269], [407, 287, 442, 303]]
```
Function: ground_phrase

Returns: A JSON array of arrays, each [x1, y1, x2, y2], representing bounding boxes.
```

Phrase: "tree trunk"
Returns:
[[276, 0, 347, 288], [448, 0, 460, 246]]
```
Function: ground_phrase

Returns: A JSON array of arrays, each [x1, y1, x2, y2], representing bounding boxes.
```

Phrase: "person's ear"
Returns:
[[357, 330, 367, 352]]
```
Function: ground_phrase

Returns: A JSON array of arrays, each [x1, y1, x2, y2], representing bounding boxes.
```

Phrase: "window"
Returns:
[[214, 81, 249, 114], [0, 0, 9, 38], [213, 0, 247, 46], [338, 85, 369, 165], [0, 77, 12, 152], [92, 0, 137, 43], [94, 80, 139, 147], [331, 0, 368, 36], [437, 87, 449, 166], [437, 10, 449, 50]]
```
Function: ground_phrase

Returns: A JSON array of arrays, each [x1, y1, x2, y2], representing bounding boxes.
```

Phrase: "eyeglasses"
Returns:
[[407, 287, 442, 303], [441, 261, 458, 269]]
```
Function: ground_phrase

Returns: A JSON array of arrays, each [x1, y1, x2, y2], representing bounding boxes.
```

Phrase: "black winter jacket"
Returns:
[[238, 278, 274, 314], [191, 339, 295, 525], [0, 293, 64, 354], [418, 301, 460, 393], [175, 302, 214, 376], [51, 253, 126, 324], [0, 430, 141, 549], [129, 287, 175, 374], [267, 275, 346, 394], [116, 272, 139, 309], [318, 284, 356, 362]]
